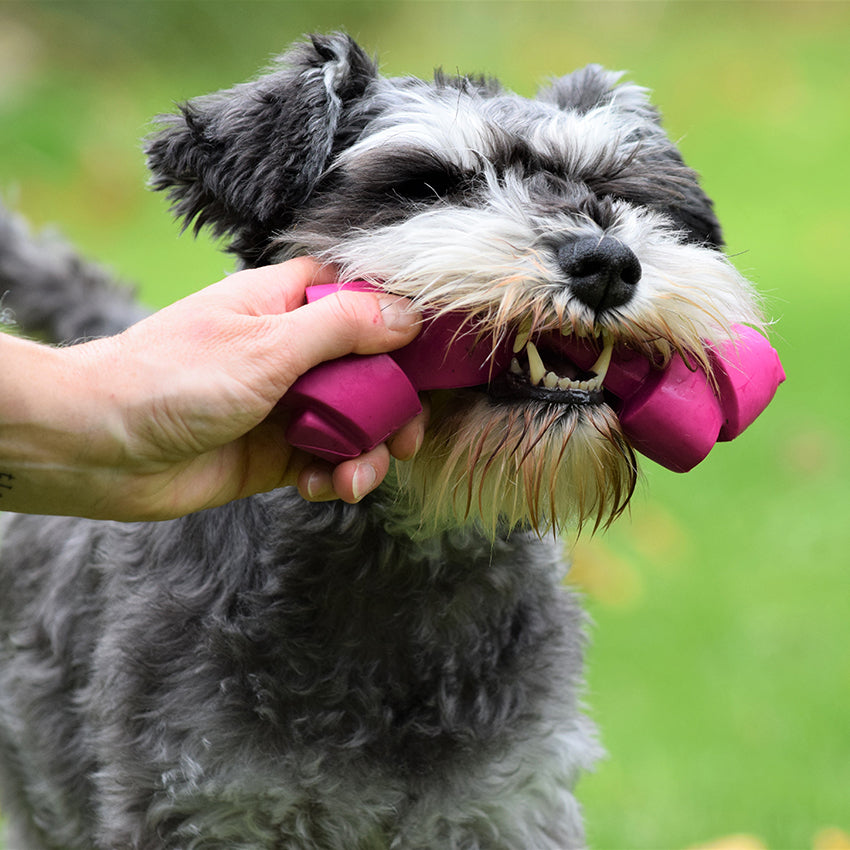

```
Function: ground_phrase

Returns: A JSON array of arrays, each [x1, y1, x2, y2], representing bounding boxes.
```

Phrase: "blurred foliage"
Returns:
[[1, 1, 848, 847]]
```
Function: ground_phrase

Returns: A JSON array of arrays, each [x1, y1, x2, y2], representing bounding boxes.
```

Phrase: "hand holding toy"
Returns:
[[282, 281, 510, 462]]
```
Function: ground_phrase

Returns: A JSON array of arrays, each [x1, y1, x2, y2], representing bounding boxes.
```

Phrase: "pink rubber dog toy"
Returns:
[[547, 327, 786, 472], [281, 281, 785, 471]]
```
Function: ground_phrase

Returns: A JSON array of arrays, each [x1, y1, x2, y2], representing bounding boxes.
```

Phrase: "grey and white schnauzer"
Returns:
[[0, 34, 761, 849]]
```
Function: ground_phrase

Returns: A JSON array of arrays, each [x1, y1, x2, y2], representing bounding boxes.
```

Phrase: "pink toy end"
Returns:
[[551, 325, 784, 472], [283, 281, 507, 462], [283, 352, 422, 463], [714, 325, 786, 442], [615, 326, 784, 471]]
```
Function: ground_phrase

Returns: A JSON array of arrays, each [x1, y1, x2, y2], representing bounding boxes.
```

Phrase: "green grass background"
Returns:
[[1, 1, 848, 847]]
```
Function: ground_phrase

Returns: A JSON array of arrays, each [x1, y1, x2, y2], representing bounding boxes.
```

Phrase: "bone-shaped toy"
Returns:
[[281, 281, 785, 471]]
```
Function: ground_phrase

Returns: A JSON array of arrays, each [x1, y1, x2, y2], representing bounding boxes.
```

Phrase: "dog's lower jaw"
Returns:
[[397, 390, 637, 535], [0, 491, 599, 849]]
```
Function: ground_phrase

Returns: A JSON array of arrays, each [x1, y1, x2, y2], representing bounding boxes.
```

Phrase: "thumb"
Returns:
[[271, 290, 422, 385]]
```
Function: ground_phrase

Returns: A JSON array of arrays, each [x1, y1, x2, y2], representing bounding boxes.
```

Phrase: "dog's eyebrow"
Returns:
[[485, 133, 553, 174], [338, 122, 488, 174], [340, 86, 665, 197]]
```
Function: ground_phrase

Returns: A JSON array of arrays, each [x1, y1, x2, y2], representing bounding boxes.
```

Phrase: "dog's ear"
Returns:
[[537, 65, 724, 248], [145, 33, 378, 265], [536, 64, 661, 125]]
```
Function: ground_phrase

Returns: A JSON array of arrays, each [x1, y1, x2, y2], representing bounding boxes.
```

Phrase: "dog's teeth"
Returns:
[[513, 317, 533, 353], [510, 357, 523, 375], [544, 371, 559, 389], [556, 376, 585, 391], [526, 341, 545, 386], [589, 339, 614, 382], [560, 325, 571, 337]]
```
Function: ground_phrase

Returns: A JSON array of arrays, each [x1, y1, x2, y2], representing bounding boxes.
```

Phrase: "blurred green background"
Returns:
[[1, 1, 848, 848]]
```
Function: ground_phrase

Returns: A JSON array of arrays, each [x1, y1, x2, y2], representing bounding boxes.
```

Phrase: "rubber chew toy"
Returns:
[[281, 281, 785, 471]]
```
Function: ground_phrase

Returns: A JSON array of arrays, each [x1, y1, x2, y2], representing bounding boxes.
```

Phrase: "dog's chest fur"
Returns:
[[0, 492, 595, 848]]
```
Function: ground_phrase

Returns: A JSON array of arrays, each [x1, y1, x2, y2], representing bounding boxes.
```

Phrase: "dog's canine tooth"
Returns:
[[589, 338, 614, 382], [513, 317, 533, 353], [526, 341, 546, 385]]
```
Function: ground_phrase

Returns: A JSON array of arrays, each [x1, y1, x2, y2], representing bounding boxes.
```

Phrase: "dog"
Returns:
[[0, 33, 762, 849]]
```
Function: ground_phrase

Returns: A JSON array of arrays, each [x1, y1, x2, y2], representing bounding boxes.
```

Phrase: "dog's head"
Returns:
[[147, 33, 761, 533]]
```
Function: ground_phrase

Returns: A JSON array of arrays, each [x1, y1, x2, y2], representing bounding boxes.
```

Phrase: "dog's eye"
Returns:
[[387, 168, 462, 203]]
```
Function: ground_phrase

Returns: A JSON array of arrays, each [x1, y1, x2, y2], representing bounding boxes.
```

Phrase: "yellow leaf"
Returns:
[[687, 836, 767, 850], [564, 538, 643, 608], [814, 828, 850, 850]]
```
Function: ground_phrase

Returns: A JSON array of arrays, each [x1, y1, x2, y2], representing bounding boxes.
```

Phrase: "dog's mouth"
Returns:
[[407, 321, 635, 534], [489, 332, 611, 406], [478, 318, 612, 407]]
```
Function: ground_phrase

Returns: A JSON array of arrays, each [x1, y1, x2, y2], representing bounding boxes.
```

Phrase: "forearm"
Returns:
[[0, 261, 425, 520], [0, 333, 126, 517]]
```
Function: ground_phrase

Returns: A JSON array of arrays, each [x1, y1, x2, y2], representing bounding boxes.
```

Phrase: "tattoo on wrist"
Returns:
[[0, 472, 14, 499]]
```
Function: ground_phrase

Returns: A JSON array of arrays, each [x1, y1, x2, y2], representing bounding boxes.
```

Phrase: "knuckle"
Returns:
[[327, 291, 381, 343]]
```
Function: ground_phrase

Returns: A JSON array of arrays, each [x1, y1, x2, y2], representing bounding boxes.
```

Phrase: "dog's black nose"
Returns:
[[557, 237, 641, 312]]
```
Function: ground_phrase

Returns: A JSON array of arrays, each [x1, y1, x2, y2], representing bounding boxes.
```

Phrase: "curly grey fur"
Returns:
[[1, 32, 759, 849], [0, 499, 597, 849]]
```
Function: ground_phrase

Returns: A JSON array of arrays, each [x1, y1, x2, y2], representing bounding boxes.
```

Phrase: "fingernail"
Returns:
[[377, 295, 420, 332], [305, 470, 333, 501], [394, 428, 424, 462], [351, 462, 378, 502]]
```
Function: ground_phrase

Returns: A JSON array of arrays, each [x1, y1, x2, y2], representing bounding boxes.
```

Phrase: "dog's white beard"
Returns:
[[395, 393, 636, 536]]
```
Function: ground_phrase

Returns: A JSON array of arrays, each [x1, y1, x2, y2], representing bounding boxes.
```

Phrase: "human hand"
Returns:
[[0, 258, 426, 520]]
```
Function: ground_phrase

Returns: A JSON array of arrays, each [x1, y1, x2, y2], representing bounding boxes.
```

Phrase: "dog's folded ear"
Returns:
[[145, 33, 377, 265], [536, 64, 662, 128]]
